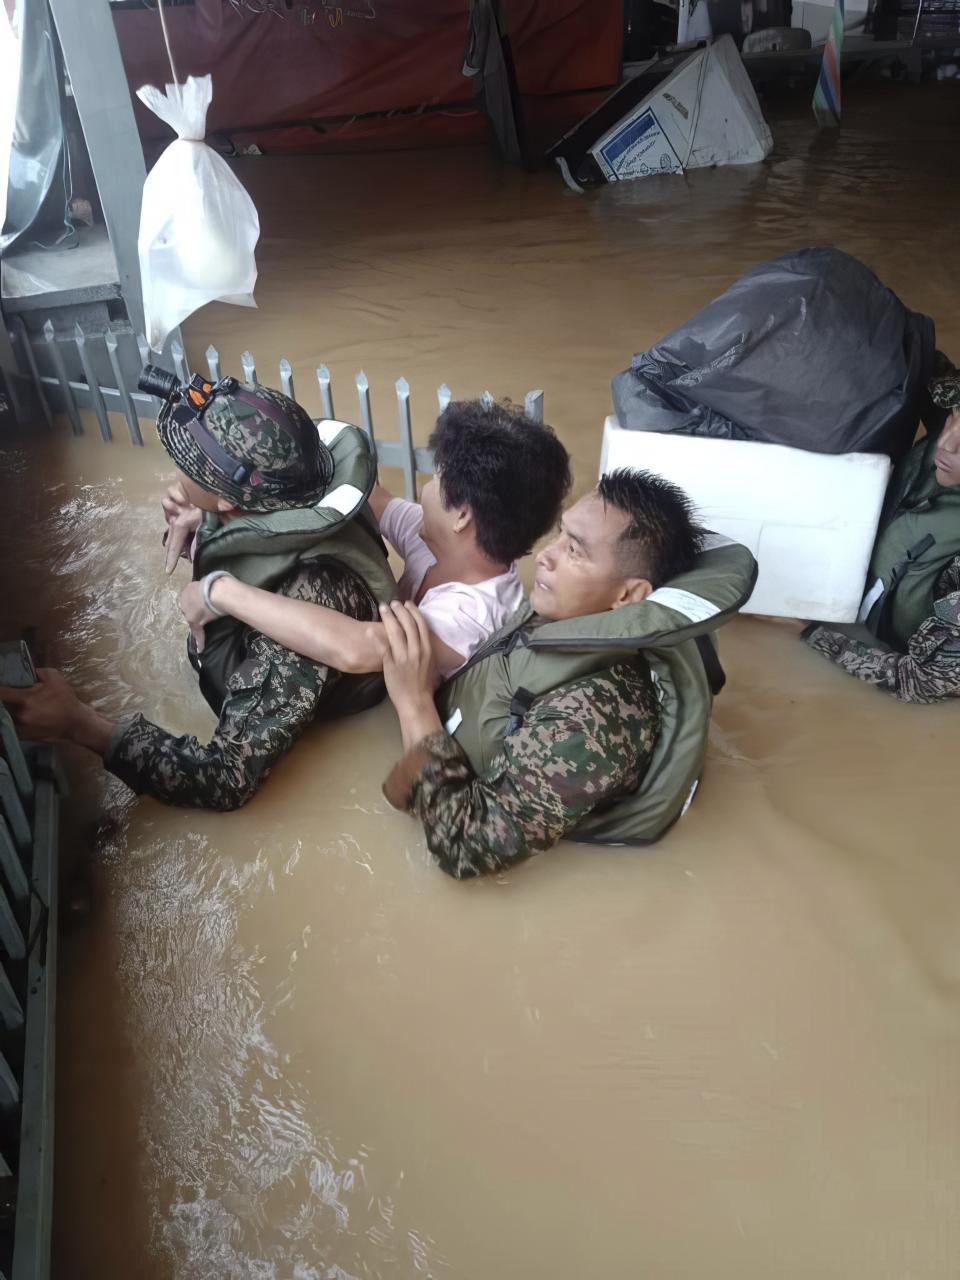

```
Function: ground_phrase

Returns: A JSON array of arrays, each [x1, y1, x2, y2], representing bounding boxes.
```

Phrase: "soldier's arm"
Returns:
[[383, 665, 661, 878], [105, 564, 374, 809], [104, 637, 327, 809], [804, 586, 960, 705], [204, 574, 388, 674], [0, 635, 329, 813], [202, 573, 464, 679]]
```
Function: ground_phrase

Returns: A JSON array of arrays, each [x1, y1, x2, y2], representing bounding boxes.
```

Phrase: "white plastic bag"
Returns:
[[137, 74, 259, 351]]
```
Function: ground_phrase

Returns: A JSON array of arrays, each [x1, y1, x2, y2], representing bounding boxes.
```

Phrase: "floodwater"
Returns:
[[2, 83, 959, 1279]]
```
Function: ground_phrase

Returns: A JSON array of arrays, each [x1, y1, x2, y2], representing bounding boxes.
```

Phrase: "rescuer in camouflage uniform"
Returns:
[[0, 378, 384, 809], [383, 654, 662, 878], [380, 471, 711, 878], [804, 370, 960, 704]]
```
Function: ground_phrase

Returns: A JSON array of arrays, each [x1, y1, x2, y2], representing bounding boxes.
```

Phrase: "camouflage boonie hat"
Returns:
[[156, 380, 334, 513], [930, 369, 960, 411]]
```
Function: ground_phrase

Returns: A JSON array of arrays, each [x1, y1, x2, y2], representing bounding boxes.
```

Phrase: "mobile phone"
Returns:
[[0, 641, 38, 688]]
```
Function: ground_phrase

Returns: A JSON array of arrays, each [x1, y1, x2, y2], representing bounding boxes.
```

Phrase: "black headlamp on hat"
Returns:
[[139, 364, 260, 487]]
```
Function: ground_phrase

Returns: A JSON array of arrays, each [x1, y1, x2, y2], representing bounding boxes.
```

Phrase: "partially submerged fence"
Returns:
[[0, 646, 62, 1280], [4, 320, 545, 502]]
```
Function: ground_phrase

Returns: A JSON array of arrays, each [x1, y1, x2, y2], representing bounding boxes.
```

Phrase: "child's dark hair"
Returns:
[[429, 400, 572, 564], [596, 468, 705, 586]]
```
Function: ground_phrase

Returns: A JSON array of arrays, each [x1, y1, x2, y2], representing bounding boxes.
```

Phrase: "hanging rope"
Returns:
[[157, 0, 180, 86]]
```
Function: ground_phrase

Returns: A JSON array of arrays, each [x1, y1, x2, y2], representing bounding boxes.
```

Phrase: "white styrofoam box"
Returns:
[[600, 417, 892, 622]]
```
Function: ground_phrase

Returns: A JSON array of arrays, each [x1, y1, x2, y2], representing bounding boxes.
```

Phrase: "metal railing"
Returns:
[[0, 645, 63, 1280], [5, 321, 546, 502]]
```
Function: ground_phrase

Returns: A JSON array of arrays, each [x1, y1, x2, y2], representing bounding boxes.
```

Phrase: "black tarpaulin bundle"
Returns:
[[611, 248, 939, 460]]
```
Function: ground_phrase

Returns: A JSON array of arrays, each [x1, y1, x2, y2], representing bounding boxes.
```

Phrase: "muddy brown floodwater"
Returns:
[[1, 83, 959, 1280]]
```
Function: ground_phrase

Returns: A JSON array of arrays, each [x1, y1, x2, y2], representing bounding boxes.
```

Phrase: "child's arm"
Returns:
[[183, 575, 464, 678]]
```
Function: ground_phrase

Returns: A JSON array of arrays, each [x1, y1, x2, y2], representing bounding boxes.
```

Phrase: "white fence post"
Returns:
[[241, 350, 257, 389], [396, 377, 417, 501], [355, 371, 374, 440], [316, 364, 334, 419]]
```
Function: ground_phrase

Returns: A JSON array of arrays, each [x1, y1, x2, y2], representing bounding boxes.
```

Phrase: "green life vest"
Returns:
[[435, 536, 758, 846], [191, 420, 398, 715], [860, 429, 960, 651]]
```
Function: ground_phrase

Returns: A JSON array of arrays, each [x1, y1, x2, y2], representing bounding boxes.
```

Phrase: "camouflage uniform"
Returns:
[[104, 372, 380, 809], [105, 561, 377, 809], [804, 558, 960, 704], [930, 366, 960, 413], [384, 660, 662, 878], [803, 365, 960, 704]]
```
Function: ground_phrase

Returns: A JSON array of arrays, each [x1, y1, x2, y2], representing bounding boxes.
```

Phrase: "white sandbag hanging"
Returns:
[[137, 74, 259, 352]]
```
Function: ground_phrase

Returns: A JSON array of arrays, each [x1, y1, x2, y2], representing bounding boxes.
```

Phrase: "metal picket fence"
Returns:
[[5, 320, 545, 502]]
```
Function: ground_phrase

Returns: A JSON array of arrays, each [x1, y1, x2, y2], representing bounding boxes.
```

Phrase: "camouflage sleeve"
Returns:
[[805, 563, 960, 705], [937, 555, 960, 598], [401, 662, 661, 878], [105, 564, 376, 809]]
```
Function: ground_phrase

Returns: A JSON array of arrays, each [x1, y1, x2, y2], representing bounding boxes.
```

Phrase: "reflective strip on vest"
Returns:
[[645, 588, 721, 623], [317, 419, 349, 447], [857, 577, 885, 623], [323, 483, 365, 517]]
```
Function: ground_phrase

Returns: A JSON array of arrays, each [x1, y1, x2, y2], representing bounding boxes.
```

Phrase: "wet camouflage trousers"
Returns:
[[106, 563, 378, 809], [405, 659, 662, 878], [805, 556, 960, 704]]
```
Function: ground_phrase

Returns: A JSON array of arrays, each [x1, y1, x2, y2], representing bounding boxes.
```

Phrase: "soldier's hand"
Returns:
[[380, 602, 442, 752], [161, 481, 202, 575], [380, 601, 435, 704], [801, 623, 846, 659], [0, 668, 86, 741], [0, 669, 114, 755], [161, 479, 190, 521], [179, 580, 217, 655]]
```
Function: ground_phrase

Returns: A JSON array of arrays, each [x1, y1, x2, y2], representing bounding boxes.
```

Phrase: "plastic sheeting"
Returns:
[[113, 0, 623, 154], [611, 248, 938, 459], [0, 0, 73, 255], [0, 5, 19, 237], [462, 0, 524, 163]]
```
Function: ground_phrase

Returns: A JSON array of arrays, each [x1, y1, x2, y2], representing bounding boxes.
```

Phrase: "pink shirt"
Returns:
[[379, 498, 525, 681]]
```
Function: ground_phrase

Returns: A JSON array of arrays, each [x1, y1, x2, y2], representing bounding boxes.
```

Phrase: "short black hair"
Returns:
[[429, 399, 572, 564], [596, 468, 705, 587]]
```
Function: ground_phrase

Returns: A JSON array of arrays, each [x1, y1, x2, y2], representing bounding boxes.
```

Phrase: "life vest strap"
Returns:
[[694, 635, 726, 695], [504, 687, 535, 737], [892, 533, 937, 586]]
